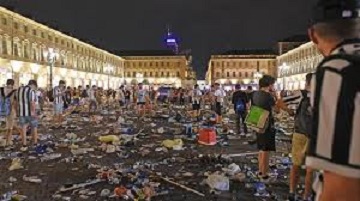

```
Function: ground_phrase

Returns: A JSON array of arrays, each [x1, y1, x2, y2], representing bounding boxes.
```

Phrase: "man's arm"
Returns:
[[30, 90, 37, 116]]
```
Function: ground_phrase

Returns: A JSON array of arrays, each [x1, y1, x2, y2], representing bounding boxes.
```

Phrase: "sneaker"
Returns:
[[20, 146, 28, 152], [287, 193, 296, 201]]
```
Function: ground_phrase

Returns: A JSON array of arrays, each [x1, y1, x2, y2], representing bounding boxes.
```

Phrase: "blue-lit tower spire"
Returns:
[[165, 25, 179, 54]]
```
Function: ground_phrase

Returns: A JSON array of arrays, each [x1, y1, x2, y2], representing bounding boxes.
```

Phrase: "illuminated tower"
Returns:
[[165, 26, 179, 54]]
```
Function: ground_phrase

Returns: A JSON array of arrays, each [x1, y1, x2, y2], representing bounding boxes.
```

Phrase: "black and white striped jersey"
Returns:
[[306, 39, 360, 179], [15, 85, 36, 117]]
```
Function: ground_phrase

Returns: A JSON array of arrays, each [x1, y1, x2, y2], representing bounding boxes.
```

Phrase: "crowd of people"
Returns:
[[0, 0, 359, 200]]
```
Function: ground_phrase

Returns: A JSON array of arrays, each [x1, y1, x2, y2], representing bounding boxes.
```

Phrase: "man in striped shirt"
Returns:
[[15, 80, 38, 151], [306, 0, 360, 200], [53, 80, 66, 126]]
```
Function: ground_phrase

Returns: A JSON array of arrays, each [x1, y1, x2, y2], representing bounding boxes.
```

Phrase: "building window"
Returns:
[[227, 72, 230, 77], [155, 72, 158, 77], [149, 62, 152, 67], [55, 37, 59, 43], [41, 32, 45, 38], [32, 29, 37, 36], [177, 71, 180, 77], [144, 72, 147, 77], [127, 72, 131, 77], [2, 39, 7, 55], [239, 72, 242, 77], [14, 22, 19, 29], [161, 72, 164, 77], [48, 35, 52, 41], [2, 17, 7, 25], [245, 72, 248, 77], [166, 72, 170, 77], [24, 25, 28, 33], [216, 72, 220, 78], [233, 72, 236, 77], [161, 62, 164, 67], [133, 72, 136, 77], [150, 72, 153, 77], [167, 62, 170, 66]]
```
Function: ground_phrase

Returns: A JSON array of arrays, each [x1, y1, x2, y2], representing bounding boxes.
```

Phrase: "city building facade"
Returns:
[[118, 50, 196, 89], [0, 6, 125, 89], [276, 42, 323, 90], [206, 50, 277, 90]]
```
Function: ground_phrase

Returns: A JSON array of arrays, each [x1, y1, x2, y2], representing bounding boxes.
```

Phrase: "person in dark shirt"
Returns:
[[232, 84, 249, 135], [251, 75, 277, 183], [246, 86, 254, 102]]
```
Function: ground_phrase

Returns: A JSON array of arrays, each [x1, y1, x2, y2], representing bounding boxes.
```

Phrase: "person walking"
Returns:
[[213, 83, 226, 124], [15, 80, 39, 151], [232, 84, 249, 136]]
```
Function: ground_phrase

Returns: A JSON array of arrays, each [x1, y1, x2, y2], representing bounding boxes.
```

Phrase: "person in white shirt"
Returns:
[[192, 84, 203, 118], [89, 85, 97, 114], [213, 83, 226, 124], [53, 80, 66, 126], [136, 83, 150, 117]]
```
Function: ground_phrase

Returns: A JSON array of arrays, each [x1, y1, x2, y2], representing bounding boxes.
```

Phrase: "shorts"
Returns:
[[215, 102, 222, 116], [19, 116, 38, 129], [291, 133, 308, 166], [54, 103, 64, 115], [192, 104, 201, 111], [5, 115, 15, 129], [256, 126, 276, 151], [137, 102, 146, 105]]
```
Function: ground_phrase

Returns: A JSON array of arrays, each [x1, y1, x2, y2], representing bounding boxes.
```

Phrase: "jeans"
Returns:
[[235, 112, 248, 134]]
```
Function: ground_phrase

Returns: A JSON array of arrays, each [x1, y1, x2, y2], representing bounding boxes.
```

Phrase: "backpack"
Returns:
[[235, 97, 246, 114], [0, 88, 15, 117], [294, 90, 312, 136]]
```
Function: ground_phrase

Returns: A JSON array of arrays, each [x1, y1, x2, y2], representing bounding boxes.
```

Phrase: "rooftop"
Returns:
[[113, 50, 177, 57], [220, 49, 277, 56]]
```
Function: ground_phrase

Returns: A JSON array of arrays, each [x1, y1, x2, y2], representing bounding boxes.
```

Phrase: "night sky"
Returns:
[[1, 0, 318, 79]]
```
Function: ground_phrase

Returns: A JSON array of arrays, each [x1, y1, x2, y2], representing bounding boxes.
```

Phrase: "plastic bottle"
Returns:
[[255, 182, 266, 195]]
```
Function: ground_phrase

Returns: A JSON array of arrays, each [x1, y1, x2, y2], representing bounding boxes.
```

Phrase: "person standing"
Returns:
[[16, 80, 38, 151], [136, 83, 149, 116], [213, 83, 226, 124], [277, 73, 314, 201], [232, 84, 249, 136], [305, 1, 360, 201], [192, 84, 203, 119], [89, 85, 98, 114], [125, 88, 131, 109], [0, 79, 17, 146], [118, 85, 125, 107], [251, 75, 277, 182], [53, 80, 66, 126]]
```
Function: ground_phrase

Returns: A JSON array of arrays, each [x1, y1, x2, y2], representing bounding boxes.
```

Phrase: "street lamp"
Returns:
[[104, 65, 114, 111], [43, 48, 59, 91]]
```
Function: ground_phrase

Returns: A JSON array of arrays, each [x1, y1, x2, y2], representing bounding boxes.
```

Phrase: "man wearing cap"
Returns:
[[306, 0, 360, 200]]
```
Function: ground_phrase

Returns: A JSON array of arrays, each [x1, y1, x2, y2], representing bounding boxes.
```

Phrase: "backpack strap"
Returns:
[[0, 87, 5, 98], [6, 89, 16, 98]]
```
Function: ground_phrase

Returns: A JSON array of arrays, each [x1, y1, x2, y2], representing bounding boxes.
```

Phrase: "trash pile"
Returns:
[[0, 103, 295, 201]]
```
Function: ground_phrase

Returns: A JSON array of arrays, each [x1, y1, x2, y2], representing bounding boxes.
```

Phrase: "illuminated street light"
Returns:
[[44, 48, 59, 90]]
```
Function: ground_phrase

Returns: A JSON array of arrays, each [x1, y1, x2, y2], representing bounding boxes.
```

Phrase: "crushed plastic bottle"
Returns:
[[40, 153, 62, 162]]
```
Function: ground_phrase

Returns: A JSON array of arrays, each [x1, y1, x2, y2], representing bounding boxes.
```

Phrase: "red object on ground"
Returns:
[[198, 128, 217, 145]]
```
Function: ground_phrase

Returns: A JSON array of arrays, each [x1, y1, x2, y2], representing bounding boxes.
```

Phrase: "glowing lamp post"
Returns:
[[44, 48, 59, 90]]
